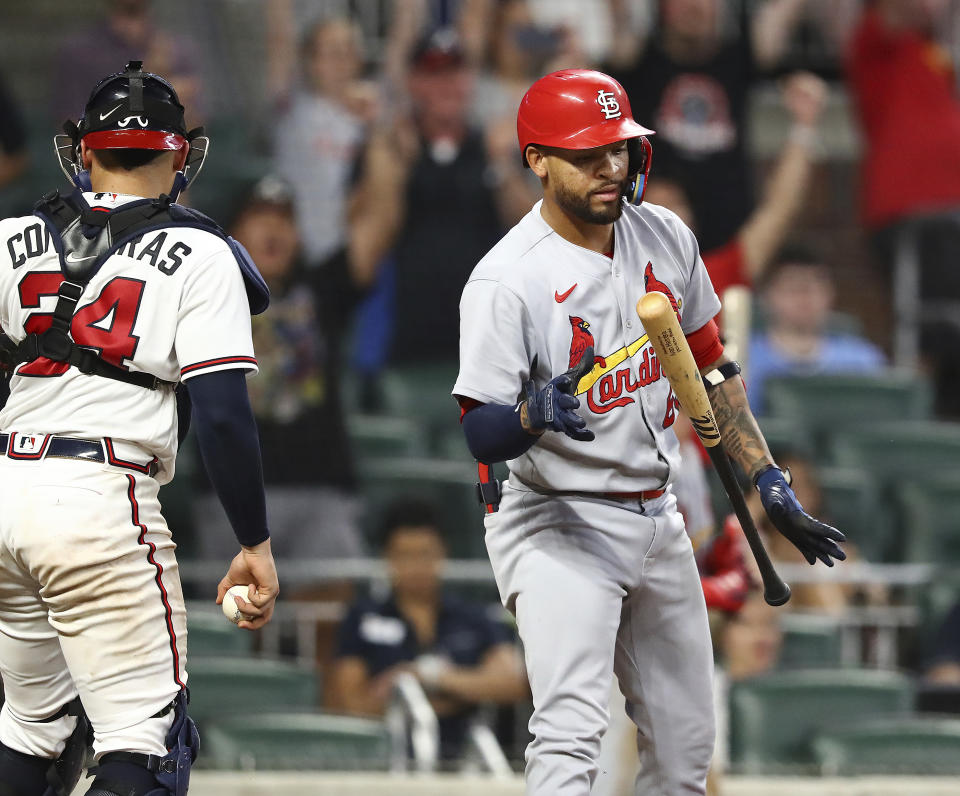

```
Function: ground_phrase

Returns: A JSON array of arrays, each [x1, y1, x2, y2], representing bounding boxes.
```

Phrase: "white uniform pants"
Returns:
[[0, 458, 182, 760], [485, 480, 715, 796]]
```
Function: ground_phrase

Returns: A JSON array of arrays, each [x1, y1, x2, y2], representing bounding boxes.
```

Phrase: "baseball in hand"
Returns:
[[222, 585, 255, 624]]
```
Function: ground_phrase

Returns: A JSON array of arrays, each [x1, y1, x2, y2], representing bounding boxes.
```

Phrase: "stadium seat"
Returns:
[[186, 613, 252, 657], [817, 466, 892, 562], [357, 456, 486, 558], [346, 414, 427, 460], [764, 373, 933, 452], [186, 658, 318, 724], [379, 364, 462, 451], [812, 716, 960, 775], [829, 422, 960, 485], [757, 417, 815, 460], [778, 614, 844, 670], [897, 474, 960, 563], [914, 569, 960, 665], [728, 669, 913, 773], [203, 711, 391, 770]]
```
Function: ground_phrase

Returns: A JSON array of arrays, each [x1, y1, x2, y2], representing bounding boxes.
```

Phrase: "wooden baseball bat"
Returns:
[[636, 292, 791, 607]]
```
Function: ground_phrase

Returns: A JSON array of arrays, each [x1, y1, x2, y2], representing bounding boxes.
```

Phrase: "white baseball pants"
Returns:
[[0, 457, 183, 761], [485, 480, 715, 796]]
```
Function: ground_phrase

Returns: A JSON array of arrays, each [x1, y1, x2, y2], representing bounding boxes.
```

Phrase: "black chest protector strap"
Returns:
[[8, 189, 269, 391]]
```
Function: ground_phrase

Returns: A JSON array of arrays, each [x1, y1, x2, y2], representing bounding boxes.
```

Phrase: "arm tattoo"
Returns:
[[708, 378, 774, 481]]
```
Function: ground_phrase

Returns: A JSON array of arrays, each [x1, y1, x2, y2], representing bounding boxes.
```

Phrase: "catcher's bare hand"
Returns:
[[216, 538, 279, 630]]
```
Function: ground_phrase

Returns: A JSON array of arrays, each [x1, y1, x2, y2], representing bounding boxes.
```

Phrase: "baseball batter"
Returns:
[[0, 63, 278, 796], [454, 70, 845, 796]]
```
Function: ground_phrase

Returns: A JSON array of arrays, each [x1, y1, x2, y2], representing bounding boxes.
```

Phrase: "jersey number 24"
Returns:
[[17, 272, 145, 377]]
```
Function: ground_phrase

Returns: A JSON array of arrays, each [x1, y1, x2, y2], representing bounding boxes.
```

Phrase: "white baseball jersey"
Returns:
[[454, 199, 720, 493], [0, 192, 258, 483]]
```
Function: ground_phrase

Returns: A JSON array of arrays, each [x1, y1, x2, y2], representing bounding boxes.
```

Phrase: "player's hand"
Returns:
[[755, 466, 846, 567], [216, 538, 280, 630], [523, 347, 596, 442], [782, 71, 828, 129]]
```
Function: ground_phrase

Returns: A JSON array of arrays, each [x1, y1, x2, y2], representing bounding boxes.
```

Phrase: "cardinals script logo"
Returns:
[[564, 263, 683, 427]]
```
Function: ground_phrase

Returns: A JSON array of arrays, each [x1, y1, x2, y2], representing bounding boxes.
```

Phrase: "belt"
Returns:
[[0, 433, 159, 477], [601, 489, 666, 501], [480, 470, 667, 513]]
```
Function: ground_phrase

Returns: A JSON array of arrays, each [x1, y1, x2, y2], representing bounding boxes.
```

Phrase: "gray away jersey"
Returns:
[[454, 200, 721, 493]]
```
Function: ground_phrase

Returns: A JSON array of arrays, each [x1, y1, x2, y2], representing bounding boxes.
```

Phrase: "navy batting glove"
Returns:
[[755, 466, 846, 567], [524, 347, 595, 442]]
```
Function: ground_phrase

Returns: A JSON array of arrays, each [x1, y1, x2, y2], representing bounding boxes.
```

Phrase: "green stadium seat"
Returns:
[[758, 417, 814, 460], [358, 457, 485, 558], [829, 422, 960, 486], [186, 613, 252, 657], [186, 658, 318, 724], [817, 466, 892, 562], [728, 669, 913, 773], [897, 474, 960, 563], [915, 569, 960, 663], [764, 373, 932, 453], [346, 414, 427, 460], [778, 614, 844, 670], [812, 716, 960, 775], [379, 364, 462, 451], [203, 711, 391, 771]]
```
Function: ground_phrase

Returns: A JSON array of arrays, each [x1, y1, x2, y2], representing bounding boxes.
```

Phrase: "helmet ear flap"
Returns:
[[54, 120, 92, 191], [624, 136, 653, 206]]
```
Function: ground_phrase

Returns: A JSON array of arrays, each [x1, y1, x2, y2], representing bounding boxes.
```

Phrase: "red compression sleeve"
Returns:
[[685, 319, 724, 370]]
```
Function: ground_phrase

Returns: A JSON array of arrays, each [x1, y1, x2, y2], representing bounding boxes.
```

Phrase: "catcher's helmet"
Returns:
[[55, 61, 208, 200], [517, 69, 654, 205]]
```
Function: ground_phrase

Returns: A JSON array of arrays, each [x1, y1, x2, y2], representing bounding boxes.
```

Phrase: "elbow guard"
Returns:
[[461, 401, 538, 464]]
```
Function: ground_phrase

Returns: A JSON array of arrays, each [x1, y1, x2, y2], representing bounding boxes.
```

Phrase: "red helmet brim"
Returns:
[[83, 130, 188, 151]]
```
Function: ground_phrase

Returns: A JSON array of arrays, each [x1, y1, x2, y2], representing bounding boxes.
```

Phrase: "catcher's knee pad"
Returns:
[[0, 697, 90, 796], [85, 690, 198, 796]]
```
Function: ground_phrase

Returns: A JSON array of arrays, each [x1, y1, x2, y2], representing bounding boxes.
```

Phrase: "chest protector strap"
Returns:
[[8, 189, 270, 391]]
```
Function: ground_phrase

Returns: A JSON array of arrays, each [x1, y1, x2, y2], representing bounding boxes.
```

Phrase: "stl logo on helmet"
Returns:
[[596, 89, 622, 120]]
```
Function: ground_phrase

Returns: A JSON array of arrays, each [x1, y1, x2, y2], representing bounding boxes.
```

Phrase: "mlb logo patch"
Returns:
[[9, 433, 51, 460]]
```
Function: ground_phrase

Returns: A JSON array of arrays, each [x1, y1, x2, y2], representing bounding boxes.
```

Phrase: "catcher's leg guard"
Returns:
[[0, 697, 90, 796], [85, 690, 198, 796]]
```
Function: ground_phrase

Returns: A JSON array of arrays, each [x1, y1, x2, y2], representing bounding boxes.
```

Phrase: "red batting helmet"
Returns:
[[517, 69, 655, 204]]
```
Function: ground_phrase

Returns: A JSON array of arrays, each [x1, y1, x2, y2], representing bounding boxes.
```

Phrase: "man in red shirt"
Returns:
[[644, 71, 827, 300], [846, 0, 960, 416]]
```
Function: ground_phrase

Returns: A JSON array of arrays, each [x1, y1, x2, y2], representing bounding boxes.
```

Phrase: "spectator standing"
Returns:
[[327, 500, 528, 761], [53, 0, 204, 127], [846, 0, 960, 415], [644, 71, 828, 300], [606, 0, 808, 250], [195, 177, 369, 564], [747, 244, 886, 412], [351, 29, 536, 366], [271, 14, 377, 265]]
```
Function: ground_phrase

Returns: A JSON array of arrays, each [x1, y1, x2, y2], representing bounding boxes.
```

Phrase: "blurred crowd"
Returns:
[[3, 0, 960, 781]]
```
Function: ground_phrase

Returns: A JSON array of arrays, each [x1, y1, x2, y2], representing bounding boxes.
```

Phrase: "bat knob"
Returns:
[[764, 579, 792, 607]]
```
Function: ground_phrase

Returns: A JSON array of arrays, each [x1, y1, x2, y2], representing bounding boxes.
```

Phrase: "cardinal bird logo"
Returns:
[[644, 262, 681, 322], [568, 316, 607, 370]]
